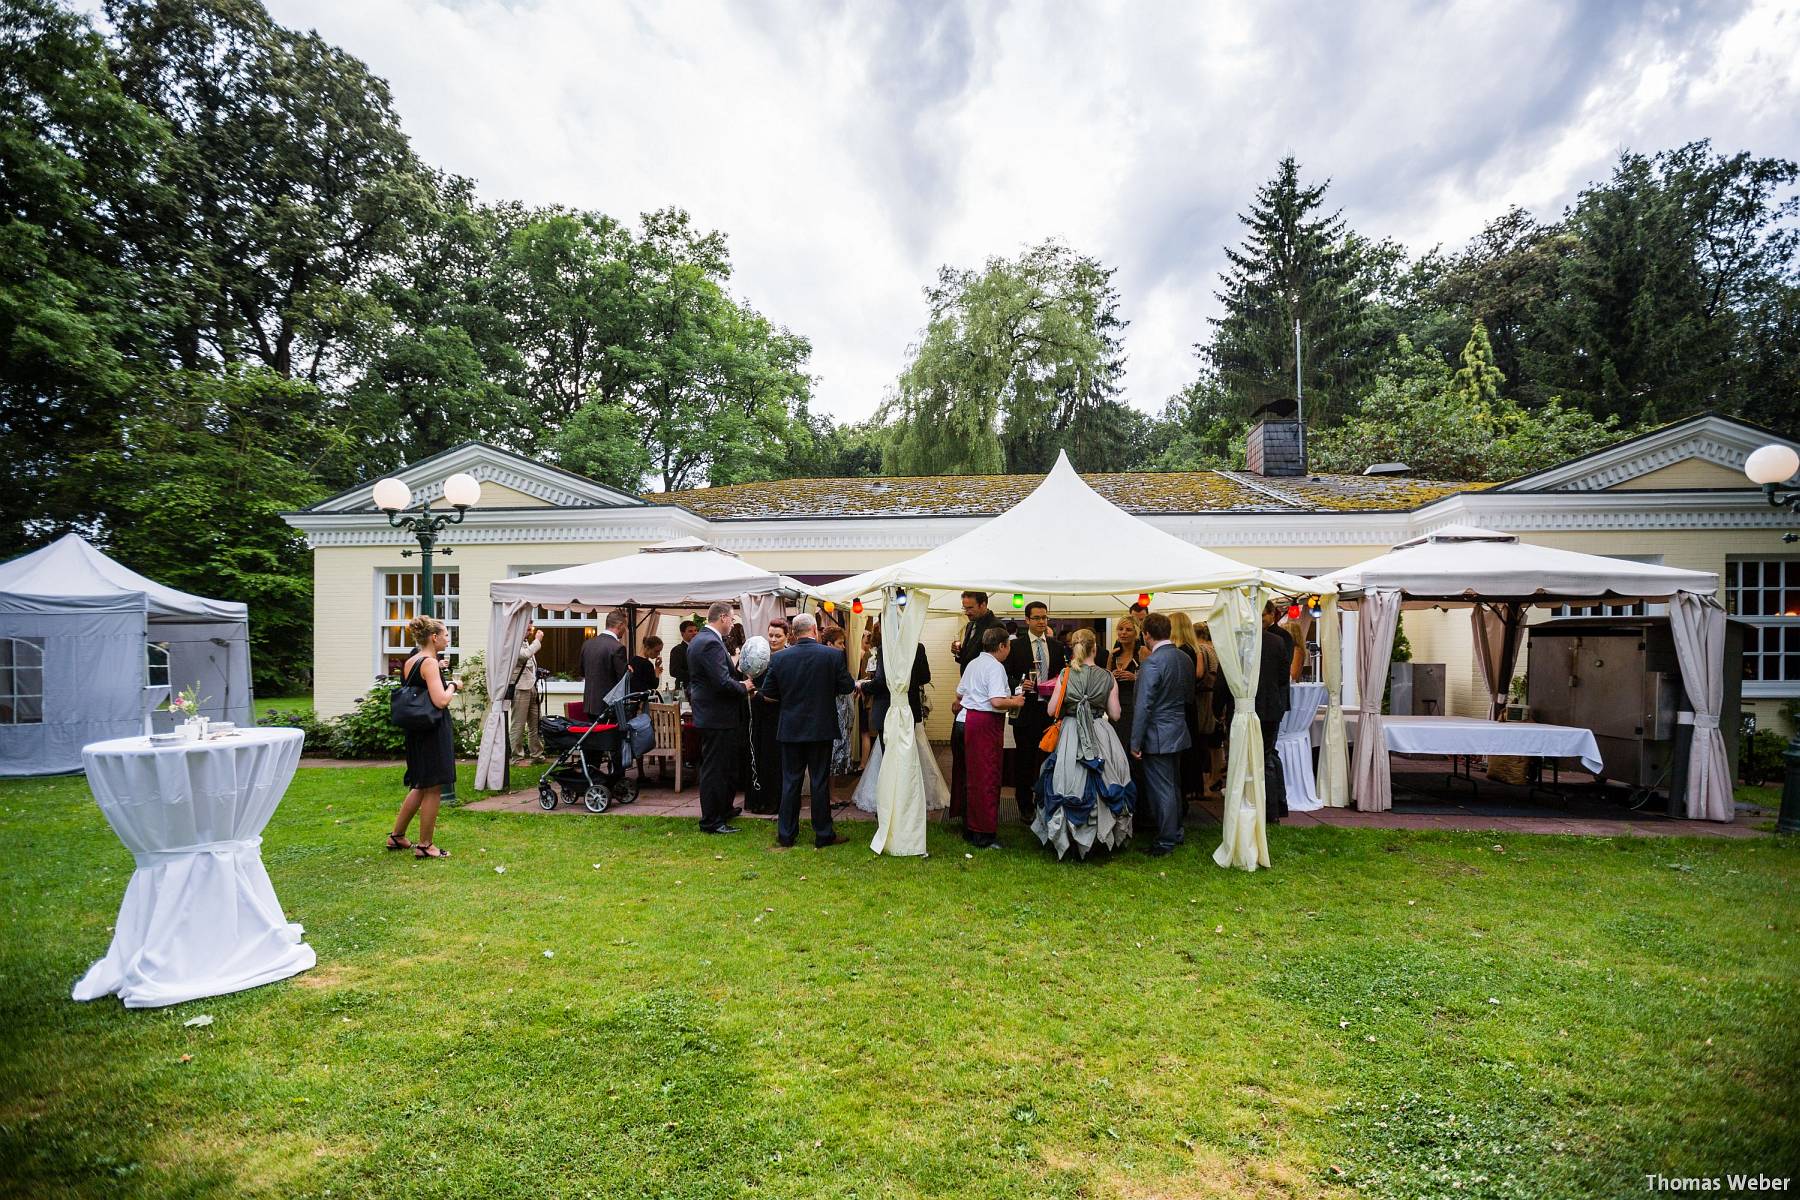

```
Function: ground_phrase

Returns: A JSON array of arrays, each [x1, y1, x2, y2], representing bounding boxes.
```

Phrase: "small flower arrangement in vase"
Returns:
[[167, 683, 211, 739]]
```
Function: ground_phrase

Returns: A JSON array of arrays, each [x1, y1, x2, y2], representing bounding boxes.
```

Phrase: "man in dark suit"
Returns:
[[1131, 612, 1194, 856], [1254, 601, 1295, 824], [688, 601, 752, 834], [669, 620, 697, 691], [578, 609, 630, 720], [757, 613, 855, 848], [1005, 601, 1066, 819], [948, 591, 1002, 818]]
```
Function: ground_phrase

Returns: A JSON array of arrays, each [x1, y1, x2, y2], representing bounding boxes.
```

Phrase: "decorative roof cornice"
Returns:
[[1492, 413, 1798, 493], [283, 505, 705, 549], [308, 442, 646, 512]]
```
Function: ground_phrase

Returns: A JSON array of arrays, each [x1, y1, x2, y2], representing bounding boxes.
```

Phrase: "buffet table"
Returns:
[[1377, 715, 1604, 774], [73, 728, 315, 1008]]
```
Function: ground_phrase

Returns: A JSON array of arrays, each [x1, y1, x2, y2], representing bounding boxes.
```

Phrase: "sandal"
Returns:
[[414, 842, 450, 859], [386, 832, 413, 851]]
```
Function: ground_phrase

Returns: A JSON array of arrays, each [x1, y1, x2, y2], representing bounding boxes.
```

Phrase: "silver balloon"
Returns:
[[738, 634, 772, 679]]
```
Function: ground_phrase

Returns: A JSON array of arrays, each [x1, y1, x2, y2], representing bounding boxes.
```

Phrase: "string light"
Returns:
[[1286, 603, 1302, 621], [1136, 593, 1150, 608], [895, 588, 909, 609], [1012, 593, 1024, 609], [822, 600, 835, 614], [851, 598, 863, 615], [1305, 594, 1322, 617]]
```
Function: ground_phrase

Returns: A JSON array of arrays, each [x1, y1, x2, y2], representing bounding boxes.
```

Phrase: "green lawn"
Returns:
[[1, 768, 1796, 1199], [251, 694, 313, 724]]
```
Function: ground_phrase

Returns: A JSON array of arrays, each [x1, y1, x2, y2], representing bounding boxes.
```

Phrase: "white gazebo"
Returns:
[[820, 452, 1336, 870], [1318, 525, 1730, 820], [474, 539, 815, 789]]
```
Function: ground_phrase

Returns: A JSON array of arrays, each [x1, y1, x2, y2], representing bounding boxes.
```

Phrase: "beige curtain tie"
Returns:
[[1676, 711, 1719, 731]]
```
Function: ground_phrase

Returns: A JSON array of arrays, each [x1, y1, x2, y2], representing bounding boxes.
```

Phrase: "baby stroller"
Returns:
[[537, 683, 655, 813]]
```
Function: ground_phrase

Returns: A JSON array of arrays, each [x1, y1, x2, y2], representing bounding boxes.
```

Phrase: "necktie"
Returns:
[[1034, 635, 1047, 679]]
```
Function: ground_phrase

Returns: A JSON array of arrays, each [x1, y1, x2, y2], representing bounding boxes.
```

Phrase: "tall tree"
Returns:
[[0, 0, 169, 552], [883, 240, 1132, 475], [1205, 157, 1382, 427]]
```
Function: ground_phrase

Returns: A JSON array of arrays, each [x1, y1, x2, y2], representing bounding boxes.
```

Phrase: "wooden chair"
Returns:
[[642, 702, 684, 791]]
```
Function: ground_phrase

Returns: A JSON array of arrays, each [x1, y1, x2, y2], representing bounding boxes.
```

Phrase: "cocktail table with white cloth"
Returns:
[[1376, 715, 1604, 774], [1277, 682, 1327, 811], [73, 728, 315, 1008]]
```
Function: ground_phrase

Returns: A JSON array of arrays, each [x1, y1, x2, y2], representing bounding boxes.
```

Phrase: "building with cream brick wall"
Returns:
[[284, 414, 1800, 740]]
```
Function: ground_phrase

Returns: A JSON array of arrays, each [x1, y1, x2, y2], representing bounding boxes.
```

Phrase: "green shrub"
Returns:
[[328, 678, 408, 759], [1741, 728, 1788, 786], [256, 706, 334, 753]]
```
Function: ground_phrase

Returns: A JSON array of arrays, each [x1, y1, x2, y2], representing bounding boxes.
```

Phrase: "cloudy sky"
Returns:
[[268, 0, 1800, 423]]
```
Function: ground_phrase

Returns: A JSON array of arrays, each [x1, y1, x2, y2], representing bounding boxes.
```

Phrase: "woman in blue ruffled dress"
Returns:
[[1031, 628, 1136, 858]]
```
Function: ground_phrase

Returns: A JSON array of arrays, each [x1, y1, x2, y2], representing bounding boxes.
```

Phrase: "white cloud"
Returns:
[[270, 0, 1800, 424]]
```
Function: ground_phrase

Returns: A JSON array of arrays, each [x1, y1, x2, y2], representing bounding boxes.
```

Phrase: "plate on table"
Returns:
[[148, 732, 185, 746]]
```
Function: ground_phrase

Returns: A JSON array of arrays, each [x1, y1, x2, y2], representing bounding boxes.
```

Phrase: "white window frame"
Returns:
[[1726, 556, 1800, 698], [506, 565, 593, 629], [0, 636, 45, 725], [147, 642, 170, 689], [1548, 554, 1667, 619], [374, 567, 462, 678]]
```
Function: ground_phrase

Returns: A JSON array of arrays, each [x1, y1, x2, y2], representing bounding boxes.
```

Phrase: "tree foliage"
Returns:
[[883, 240, 1135, 474]]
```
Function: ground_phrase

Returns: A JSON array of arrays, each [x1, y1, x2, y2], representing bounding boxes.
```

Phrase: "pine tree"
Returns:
[[1451, 319, 1506, 409], [1204, 157, 1377, 428]]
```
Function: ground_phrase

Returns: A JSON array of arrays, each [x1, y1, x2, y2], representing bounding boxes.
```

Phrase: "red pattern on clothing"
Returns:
[[963, 709, 1004, 835]]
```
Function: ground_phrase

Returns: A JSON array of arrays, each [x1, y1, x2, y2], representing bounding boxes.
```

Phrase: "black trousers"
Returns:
[[1012, 703, 1049, 818], [1260, 719, 1288, 820], [778, 739, 835, 845], [1142, 752, 1184, 849], [699, 725, 741, 831]]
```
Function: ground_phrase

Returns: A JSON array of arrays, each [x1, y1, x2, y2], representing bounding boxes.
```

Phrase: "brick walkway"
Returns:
[[466, 749, 1771, 839]]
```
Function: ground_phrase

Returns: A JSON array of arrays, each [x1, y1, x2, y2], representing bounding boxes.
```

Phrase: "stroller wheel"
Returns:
[[537, 780, 557, 811], [613, 777, 640, 806], [583, 784, 610, 813]]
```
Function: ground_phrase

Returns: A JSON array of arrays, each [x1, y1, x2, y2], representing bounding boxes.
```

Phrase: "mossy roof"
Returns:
[[650, 470, 1487, 519]]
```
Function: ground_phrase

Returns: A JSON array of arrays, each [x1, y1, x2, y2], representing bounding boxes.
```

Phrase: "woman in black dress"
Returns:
[[745, 617, 789, 814], [389, 615, 458, 859]]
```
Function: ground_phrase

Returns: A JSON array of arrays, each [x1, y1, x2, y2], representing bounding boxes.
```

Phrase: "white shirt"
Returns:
[[957, 652, 1011, 714], [1027, 631, 1051, 677]]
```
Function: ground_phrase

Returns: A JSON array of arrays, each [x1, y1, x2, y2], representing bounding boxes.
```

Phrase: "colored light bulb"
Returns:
[[1012, 593, 1024, 609], [851, 598, 863, 615]]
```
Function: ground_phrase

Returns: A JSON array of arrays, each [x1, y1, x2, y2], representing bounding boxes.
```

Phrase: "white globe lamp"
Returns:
[[372, 477, 412, 513], [1744, 444, 1799, 486], [443, 472, 482, 509]]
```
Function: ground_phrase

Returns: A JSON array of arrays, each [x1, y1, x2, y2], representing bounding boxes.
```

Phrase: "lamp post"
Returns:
[[375, 472, 482, 801], [1743, 443, 1800, 834]]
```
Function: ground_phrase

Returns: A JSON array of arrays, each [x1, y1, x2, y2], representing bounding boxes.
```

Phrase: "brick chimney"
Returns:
[[1246, 417, 1305, 477]]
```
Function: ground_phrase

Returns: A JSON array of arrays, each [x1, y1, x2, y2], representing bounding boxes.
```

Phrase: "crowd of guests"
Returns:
[[436, 588, 1311, 859]]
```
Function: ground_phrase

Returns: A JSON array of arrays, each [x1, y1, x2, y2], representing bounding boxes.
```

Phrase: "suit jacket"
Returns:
[[867, 645, 931, 736], [1254, 625, 1294, 726], [578, 632, 628, 718], [955, 610, 1003, 671], [669, 640, 690, 687], [1131, 642, 1194, 755], [1006, 629, 1068, 722], [758, 637, 855, 743], [687, 626, 747, 729]]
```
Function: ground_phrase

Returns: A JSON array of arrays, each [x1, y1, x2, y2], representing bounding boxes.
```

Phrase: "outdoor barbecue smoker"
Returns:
[[1525, 615, 1745, 815]]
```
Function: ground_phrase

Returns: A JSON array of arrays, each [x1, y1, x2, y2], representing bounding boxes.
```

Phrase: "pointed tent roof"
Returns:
[[818, 452, 1322, 611], [0, 534, 246, 621], [489, 539, 815, 609], [1319, 524, 1718, 602]]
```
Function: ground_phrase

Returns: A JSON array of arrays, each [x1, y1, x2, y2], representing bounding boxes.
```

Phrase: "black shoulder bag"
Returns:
[[390, 658, 445, 731]]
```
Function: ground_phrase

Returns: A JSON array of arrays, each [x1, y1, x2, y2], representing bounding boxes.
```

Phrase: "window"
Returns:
[[1549, 554, 1663, 618], [0, 637, 44, 724], [147, 642, 170, 688], [378, 569, 460, 677], [1726, 558, 1800, 689], [505, 566, 592, 678]]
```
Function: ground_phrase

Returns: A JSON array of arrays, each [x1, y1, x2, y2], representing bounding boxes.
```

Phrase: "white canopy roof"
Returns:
[[818, 452, 1323, 612], [1319, 524, 1718, 604], [489, 539, 811, 609], [0, 533, 246, 622]]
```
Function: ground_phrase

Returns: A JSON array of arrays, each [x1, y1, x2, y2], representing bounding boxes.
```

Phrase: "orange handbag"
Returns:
[[1037, 669, 1070, 753]]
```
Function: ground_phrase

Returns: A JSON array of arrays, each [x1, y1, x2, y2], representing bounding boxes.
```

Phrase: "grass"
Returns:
[[252, 694, 313, 724], [1, 766, 1796, 1199]]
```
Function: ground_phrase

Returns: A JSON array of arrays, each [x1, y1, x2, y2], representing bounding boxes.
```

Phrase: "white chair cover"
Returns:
[[1278, 682, 1326, 811], [74, 729, 314, 1008]]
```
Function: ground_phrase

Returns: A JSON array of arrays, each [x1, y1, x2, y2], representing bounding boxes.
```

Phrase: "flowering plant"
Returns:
[[166, 682, 209, 716]]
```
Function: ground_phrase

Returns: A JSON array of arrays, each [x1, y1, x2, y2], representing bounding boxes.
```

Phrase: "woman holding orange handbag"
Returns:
[[1029, 628, 1136, 859]]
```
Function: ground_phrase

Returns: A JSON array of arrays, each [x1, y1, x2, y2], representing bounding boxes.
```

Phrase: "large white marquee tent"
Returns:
[[820, 452, 1339, 869]]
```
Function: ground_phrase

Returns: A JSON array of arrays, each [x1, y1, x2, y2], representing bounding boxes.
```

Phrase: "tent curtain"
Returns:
[[869, 588, 931, 856], [1472, 602, 1525, 720], [1316, 593, 1349, 807], [1207, 585, 1269, 871], [739, 593, 784, 640], [1350, 589, 1402, 812], [1669, 592, 1734, 822], [475, 599, 534, 790]]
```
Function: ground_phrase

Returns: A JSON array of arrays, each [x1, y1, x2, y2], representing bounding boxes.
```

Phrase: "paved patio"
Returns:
[[466, 746, 1771, 839]]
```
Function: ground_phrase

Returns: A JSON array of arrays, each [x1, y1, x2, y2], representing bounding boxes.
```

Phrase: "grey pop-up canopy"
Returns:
[[0, 534, 254, 775]]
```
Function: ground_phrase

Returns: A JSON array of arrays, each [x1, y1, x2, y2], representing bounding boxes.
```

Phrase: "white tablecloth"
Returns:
[[1377, 715, 1604, 775], [73, 728, 315, 1008], [1277, 683, 1327, 812]]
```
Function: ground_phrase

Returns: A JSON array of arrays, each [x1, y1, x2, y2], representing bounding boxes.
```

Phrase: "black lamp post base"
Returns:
[[1778, 736, 1800, 835]]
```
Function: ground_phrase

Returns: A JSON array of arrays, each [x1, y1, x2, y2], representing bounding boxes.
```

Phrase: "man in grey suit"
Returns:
[[1130, 612, 1194, 857]]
